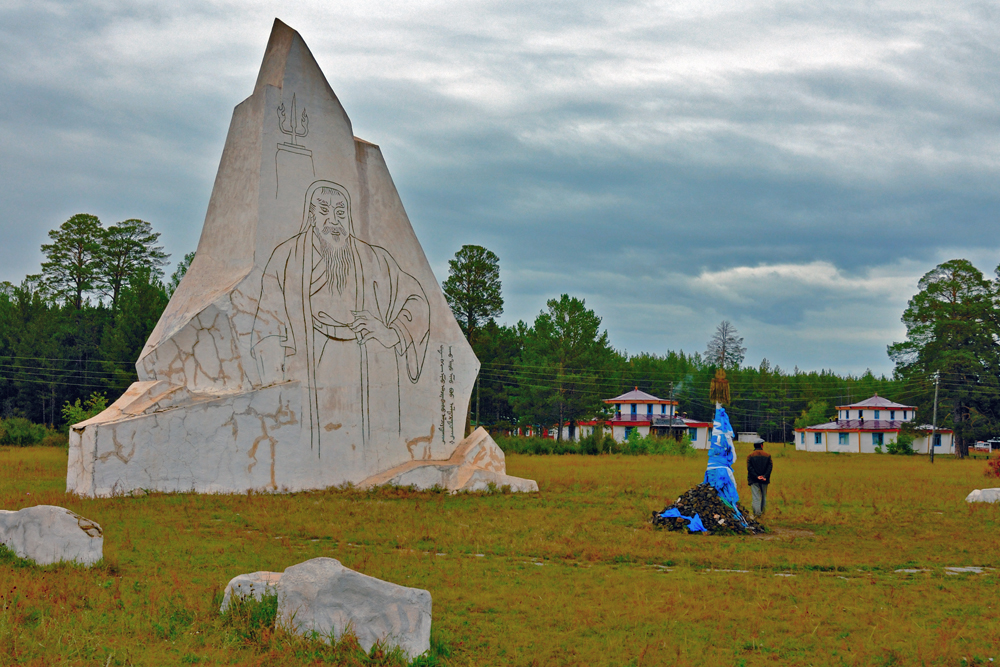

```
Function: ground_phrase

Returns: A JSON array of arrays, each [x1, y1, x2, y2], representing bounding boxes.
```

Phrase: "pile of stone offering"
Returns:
[[651, 483, 764, 535]]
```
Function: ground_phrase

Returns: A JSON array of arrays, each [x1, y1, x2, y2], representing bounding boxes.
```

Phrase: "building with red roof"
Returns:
[[554, 387, 713, 447], [794, 394, 953, 454]]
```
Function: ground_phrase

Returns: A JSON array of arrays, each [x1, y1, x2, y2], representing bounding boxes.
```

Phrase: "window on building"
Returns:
[[647, 404, 653, 415], [890, 410, 895, 420], [661, 404, 666, 414], [903, 410, 908, 419], [800, 432, 805, 444], [934, 433, 942, 447], [839, 433, 849, 445], [814, 432, 822, 445], [872, 433, 884, 446], [858, 410, 863, 419], [874, 410, 880, 419], [631, 404, 637, 415], [625, 427, 634, 439], [688, 428, 698, 442]]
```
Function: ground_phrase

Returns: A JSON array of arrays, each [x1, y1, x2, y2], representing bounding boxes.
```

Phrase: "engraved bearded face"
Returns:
[[310, 190, 350, 251]]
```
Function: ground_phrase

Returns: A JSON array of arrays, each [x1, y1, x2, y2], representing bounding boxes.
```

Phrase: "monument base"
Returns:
[[359, 427, 539, 493], [67, 381, 534, 497]]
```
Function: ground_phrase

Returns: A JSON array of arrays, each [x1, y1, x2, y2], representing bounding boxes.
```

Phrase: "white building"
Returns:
[[555, 388, 713, 448], [794, 394, 954, 454]]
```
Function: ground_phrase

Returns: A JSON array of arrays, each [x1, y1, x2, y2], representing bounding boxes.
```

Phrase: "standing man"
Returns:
[[746, 439, 773, 517]]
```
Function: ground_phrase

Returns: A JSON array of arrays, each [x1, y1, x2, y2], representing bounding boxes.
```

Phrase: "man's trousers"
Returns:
[[750, 482, 768, 516]]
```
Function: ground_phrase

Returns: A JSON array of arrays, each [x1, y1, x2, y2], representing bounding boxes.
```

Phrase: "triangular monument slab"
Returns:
[[66, 19, 536, 496]]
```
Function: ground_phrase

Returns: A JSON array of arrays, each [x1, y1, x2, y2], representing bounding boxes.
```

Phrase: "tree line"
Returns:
[[2, 216, 996, 458], [0, 214, 192, 425], [444, 245, 911, 444], [444, 246, 1000, 456]]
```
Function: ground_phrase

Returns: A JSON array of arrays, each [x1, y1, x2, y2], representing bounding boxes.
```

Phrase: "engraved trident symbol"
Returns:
[[277, 94, 309, 146]]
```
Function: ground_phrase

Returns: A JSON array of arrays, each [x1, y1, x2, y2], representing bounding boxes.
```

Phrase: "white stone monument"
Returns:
[[67, 19, 536, 497]]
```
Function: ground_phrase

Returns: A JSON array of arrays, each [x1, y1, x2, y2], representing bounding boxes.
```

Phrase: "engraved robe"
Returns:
[[251, 227, 430, 460]]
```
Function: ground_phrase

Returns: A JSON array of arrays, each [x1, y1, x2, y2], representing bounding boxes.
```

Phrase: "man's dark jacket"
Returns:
[[746, 449, 773, 485]]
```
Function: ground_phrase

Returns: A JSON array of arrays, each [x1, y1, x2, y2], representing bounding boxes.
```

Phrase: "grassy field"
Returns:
[[1, 444, 998, 666]]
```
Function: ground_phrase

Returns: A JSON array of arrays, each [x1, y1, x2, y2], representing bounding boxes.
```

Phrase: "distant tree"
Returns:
[[167, 251, 195, 296], [100, 268, 170, 393], [442, 245, 503, 341], [99, 219, 169, 312], [705, 320, 746, 369], [470, 320, 523, 427], [794, 400, 831, 429], [510, 295, 616, 440], [888, 259, 1000, 457], [38, 214, 104, 309]]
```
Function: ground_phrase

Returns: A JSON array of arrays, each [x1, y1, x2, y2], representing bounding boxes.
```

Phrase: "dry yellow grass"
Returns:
[[0, 444, 998, 666]]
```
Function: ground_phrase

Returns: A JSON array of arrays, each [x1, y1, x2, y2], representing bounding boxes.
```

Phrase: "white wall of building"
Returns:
[[689, 427, 709, 450], [795, 429, 954, 455], [610, 402, 675, 419]]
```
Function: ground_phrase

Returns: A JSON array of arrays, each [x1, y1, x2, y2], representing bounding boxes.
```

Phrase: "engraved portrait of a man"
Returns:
[[250, 180, 430, 456]]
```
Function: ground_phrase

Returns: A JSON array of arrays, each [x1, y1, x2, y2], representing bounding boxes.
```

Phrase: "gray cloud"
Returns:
[[1, 0, 998, 376]]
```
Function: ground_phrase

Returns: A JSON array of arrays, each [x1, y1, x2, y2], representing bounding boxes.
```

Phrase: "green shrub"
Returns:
[[0, 417, 48, 446], [496, 431, 696, 457], [39, 432, 69, 448], [576, 432, 618, 455], [665, 434, 696, 456], [494, 435, 577, 455], [61, 393, 108, 430], [623, 429, 650, 455], [886, 432, 916, 456]]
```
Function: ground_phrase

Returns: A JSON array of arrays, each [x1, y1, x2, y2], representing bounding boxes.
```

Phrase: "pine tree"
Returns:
[[705, 320, 746, 369], [511, 295, 617, 441], [442, 245, 503, 341], [38, 214, 104, 309], [99, 219, 169, 312]]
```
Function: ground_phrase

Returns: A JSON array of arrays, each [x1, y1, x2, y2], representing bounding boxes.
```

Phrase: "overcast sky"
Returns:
[[1, 0, 998, 376]]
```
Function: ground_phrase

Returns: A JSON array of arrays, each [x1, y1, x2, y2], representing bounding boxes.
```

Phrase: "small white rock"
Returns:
[[219, 571, 283, 612], [0, 505, 103, 566], [966, 488, 1000, 503]]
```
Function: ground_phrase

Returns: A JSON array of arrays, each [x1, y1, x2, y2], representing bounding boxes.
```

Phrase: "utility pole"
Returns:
[[668, 382, 676, 439], [929, 371, 940, 464]]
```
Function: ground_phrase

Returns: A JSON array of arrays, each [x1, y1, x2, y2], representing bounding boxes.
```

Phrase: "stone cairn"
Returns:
[[652, 485, 764, 536], [651, 369, 764, 536]]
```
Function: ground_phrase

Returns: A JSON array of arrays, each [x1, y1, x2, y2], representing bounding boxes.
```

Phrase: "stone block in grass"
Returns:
[[222, 557, 431, 660], [965, 488, 1000, 503], [279, 558, 431, 660], [0, 505, 103, 566]]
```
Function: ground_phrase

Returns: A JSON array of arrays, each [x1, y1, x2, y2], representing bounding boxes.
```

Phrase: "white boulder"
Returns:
[[223, 557, 431, 658], [220, 571, 283, 612], [965, 488, 1000, 503], [360, 427, 538, 493], [0, 505, 103, 566], [278, 558, 431, 659]]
